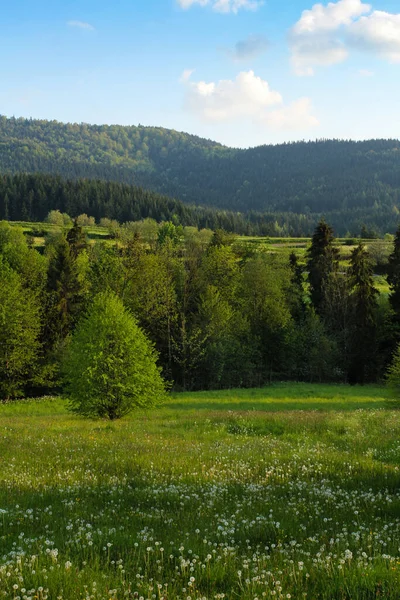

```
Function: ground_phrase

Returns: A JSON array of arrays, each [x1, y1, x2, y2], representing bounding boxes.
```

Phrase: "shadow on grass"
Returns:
[[166, 400, 388, 413]]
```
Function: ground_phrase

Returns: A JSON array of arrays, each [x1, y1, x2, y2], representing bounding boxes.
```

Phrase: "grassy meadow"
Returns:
[[1, 384, 400, 599]]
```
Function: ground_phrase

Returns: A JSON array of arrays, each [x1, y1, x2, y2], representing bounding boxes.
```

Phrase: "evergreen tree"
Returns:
[[347, 243, 378, 384], [66, 219, 88, 259], [288, 251, 305, 320], [387, 225, 400, 325], [386, 343, 400, 397], [45, 236, 86, 352], [307, 220, 339, 313]]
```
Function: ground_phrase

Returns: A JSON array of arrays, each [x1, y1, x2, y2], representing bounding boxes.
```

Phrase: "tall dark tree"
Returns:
[[44, 237, 86, 355], [387, 225, 400, 324], [307, 220, 339, 313], [66, 219, 88, 259], [288, 251, 306, 320], [347, 243, 378, 384]]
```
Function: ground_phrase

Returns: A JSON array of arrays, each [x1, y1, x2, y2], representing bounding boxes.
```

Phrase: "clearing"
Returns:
[[1, 383, 400, 599]]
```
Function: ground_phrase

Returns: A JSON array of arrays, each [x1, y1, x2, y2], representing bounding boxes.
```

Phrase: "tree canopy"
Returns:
[[62, 292, 166, 419], [1, 115, 400, 235]]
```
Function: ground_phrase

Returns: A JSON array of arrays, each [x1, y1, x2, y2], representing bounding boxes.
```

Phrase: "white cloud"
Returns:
[[290, 0, 400, 75], [229, 35, 270, 60], [264, 98, 320, 130], [177, 0, 263, 14], [348, 11, 400, 63], [185, 70, 282, 121], [67, 20, 95, 30], [292, 0, 371, 35], [290, 37, 349, 76], [290, 0, 371, 75], [183, 70, 319, 131]]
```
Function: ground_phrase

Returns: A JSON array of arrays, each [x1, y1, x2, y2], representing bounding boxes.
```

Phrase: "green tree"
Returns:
[[387, 225, 400, 325], [239, 254, 292, 382], [0, 221, 47, 292], [0, 259, 41, 399], [386, 343, 400, 396], [347, 243, 378, 384], [288, 251, 305, 320], [46, 210, 65, 227], [66, 219, 88, 259], [307, 220, 340, 313], [157, 221, 180, 247], [45, 236, 87, 349], [63, 292, 166, 420], [284, 310, 338, 383]]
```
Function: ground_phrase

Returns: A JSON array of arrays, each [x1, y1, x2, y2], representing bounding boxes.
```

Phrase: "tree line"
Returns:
[[1, 116, 400, 235], [0, 172, 398, 238], [2, 217, 400, 400]]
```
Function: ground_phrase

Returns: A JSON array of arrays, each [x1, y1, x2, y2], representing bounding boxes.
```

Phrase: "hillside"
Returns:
[[2, 116, 400, 218], [0, 173, 259, 234]]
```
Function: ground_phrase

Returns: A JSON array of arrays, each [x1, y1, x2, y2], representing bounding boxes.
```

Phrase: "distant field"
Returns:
[[1, 383, 400, 599], [5, 221, 393, 294], [9, 220, 111, 244]]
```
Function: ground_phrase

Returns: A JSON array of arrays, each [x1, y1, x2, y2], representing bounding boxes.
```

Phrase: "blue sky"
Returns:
[[0, 0, 399, 147]]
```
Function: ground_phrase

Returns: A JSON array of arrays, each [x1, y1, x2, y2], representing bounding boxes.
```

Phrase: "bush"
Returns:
[[62, 292, 166, 419]]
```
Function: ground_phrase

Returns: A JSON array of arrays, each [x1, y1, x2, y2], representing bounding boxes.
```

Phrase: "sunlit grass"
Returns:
[[1, 384, 400, 599]]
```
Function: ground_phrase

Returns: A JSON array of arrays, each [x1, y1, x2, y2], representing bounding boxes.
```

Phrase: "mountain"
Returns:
[[1, 115, 400, 236]]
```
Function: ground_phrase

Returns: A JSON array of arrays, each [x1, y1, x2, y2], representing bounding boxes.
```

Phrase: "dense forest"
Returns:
[[0, 173, 256, 234], [1, 116, 400, 236], [2, 217, 400, 399], [0, 171, 398, 237]]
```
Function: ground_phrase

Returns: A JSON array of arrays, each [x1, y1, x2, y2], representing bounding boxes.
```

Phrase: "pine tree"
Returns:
[[307, 220, 339, 313], [347, 243, 378, 384]]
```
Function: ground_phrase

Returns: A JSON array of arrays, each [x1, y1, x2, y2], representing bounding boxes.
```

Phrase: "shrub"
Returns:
[[62, 292, 166, 419]]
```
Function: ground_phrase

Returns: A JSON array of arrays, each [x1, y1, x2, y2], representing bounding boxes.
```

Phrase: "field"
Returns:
[[1, 384, 400, 600]]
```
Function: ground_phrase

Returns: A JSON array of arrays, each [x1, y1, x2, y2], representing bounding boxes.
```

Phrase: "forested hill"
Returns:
[[2, 115, 400, 216]]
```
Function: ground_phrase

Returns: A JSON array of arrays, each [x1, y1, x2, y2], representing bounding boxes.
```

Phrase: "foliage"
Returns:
[[63, 292, 166, 419], [388, 225, 400, 321], [0, 172, 265, 235], [0, 216, 399, 394], [386, 343, 400, 395], [2, 116, 400, 234], [307, 220, 340, 313], [347, 243, 379, 384], [0, 259, 41, 398]]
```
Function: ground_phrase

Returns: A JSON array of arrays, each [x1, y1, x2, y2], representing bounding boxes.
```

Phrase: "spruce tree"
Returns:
[[289, 251, 305, 320], [307, 220, 339, 313], [387, 225, 400, 323], [347, 243, 378, 384], [45, 237, 86, 352], [66, 219, 87, 259]]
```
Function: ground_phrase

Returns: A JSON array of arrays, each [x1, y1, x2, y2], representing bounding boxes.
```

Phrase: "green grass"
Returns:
[[1, 383, 400, 599]]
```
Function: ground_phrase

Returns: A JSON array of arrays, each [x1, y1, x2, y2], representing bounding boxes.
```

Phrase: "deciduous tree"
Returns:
[[63, 292, 166, 420]]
